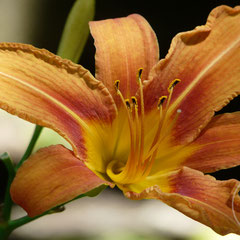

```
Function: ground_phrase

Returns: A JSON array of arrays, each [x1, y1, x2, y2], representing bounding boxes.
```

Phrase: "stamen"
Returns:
[[145, 108, 182, 159], [113, 81, 135, 158], [109, 80, 138, 183], [131, 95, 141, 180], [168, 79, 181, 92], [160, 108, 182, 139], [131, 96, 139, 119], [109, 69, 146, 183], [146, 96, 166, 159], [137, 68, 145, 164], [109, 75, 183, 185], [147, 95, 168, 154], [114, 80, 120, 91], [125, 99, 131, 110], [145, 80, 182, 166], [166, 79, 181, 110], [131, 96, 140, 140], [131, 97, 139, 123], [137, 68, 143, 83], [131, 96, 138, 106], [157, 96, 167, 109]]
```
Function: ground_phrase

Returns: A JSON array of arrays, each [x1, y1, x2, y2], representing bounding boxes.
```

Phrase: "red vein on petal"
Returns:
[[169, 36, 240, 112], [0, 71, 92, 133]]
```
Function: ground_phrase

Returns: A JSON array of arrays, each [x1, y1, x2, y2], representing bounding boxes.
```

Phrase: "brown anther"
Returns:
[[168, 79, 181, 92], [131, 96, 138, 106], [114, 80, 120, 91], [125, 99, 131, 109], [137, 68, 143, 83], [157, 96, 167, 109]]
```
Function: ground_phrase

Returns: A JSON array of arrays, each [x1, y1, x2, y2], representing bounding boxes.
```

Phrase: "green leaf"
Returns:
[[57, 0, 95, 63], [84, 184, 107, 197]]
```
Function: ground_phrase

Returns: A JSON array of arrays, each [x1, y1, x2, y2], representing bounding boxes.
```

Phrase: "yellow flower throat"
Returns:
[[106, 69, 181, 185]]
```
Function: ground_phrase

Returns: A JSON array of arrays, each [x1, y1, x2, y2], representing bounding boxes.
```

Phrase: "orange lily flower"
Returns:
[[0, 5, 239, 235]]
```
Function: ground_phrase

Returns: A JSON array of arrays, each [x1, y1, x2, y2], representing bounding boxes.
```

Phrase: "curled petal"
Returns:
[[10, 145, 109, 217], [126, 167, 240, 235], [0, 43, 117, 159], [144, 5, 240, 144], [90, 14, 159, 104], [185, 112, 240, 172]]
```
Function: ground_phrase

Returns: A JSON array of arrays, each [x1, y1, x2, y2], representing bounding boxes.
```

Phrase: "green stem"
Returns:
[[9, 213, 47, 230], [1, 153, 15, 221], [15, 125, 43, 170], [0, 224, 12, 240], [0, 185, 105, 239], [0, 119, 44, 237], [0, 209, 50, 239]]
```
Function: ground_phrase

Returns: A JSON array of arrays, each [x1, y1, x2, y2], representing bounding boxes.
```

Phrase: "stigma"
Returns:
[[107, 70, 181, 185]]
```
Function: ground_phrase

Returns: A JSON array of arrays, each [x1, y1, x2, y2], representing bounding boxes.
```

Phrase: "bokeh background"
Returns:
[[0, 0, 240, 239]]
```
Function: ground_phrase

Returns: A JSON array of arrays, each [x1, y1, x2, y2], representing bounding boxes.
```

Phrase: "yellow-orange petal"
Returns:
[[185, 112, 240, 172], [0, 43, 117, 159], [126, 167, 240, 235], [89, 14, 159, 105], [144, 5, 240, 145], [10, 145, 109, 217]]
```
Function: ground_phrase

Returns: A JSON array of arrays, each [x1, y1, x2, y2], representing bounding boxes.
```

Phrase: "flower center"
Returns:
[[107, 69, 181, 185]]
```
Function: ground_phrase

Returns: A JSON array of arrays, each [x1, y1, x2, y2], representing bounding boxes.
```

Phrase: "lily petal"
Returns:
[[89, 14, 159, 104], [144, 5, 240, 144], [185, 112, 240, 173], [10, 145, 108, 217], [0, 43, 117, 159], [126, 167, 240, 235]]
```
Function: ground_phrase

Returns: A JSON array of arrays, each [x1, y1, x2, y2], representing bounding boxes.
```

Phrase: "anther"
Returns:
[[114, 80, 120, 92], [157, 96, 167, 109], [131, 96, 138, 106], [137, 68, 143, 83], [168, 79, 181, 92], [125, 99, 131, 109]]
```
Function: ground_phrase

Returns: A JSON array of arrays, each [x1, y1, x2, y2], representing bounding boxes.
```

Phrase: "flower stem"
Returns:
[[0, 209, 51, 239], [1, 153, 15, 221], [9, 213, 47, 230], [0, 224, 12, 240], [0, 153, 15, 240]]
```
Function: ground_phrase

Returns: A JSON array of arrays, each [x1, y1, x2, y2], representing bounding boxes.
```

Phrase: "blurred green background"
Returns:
[[0, 0, 240, 239]]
